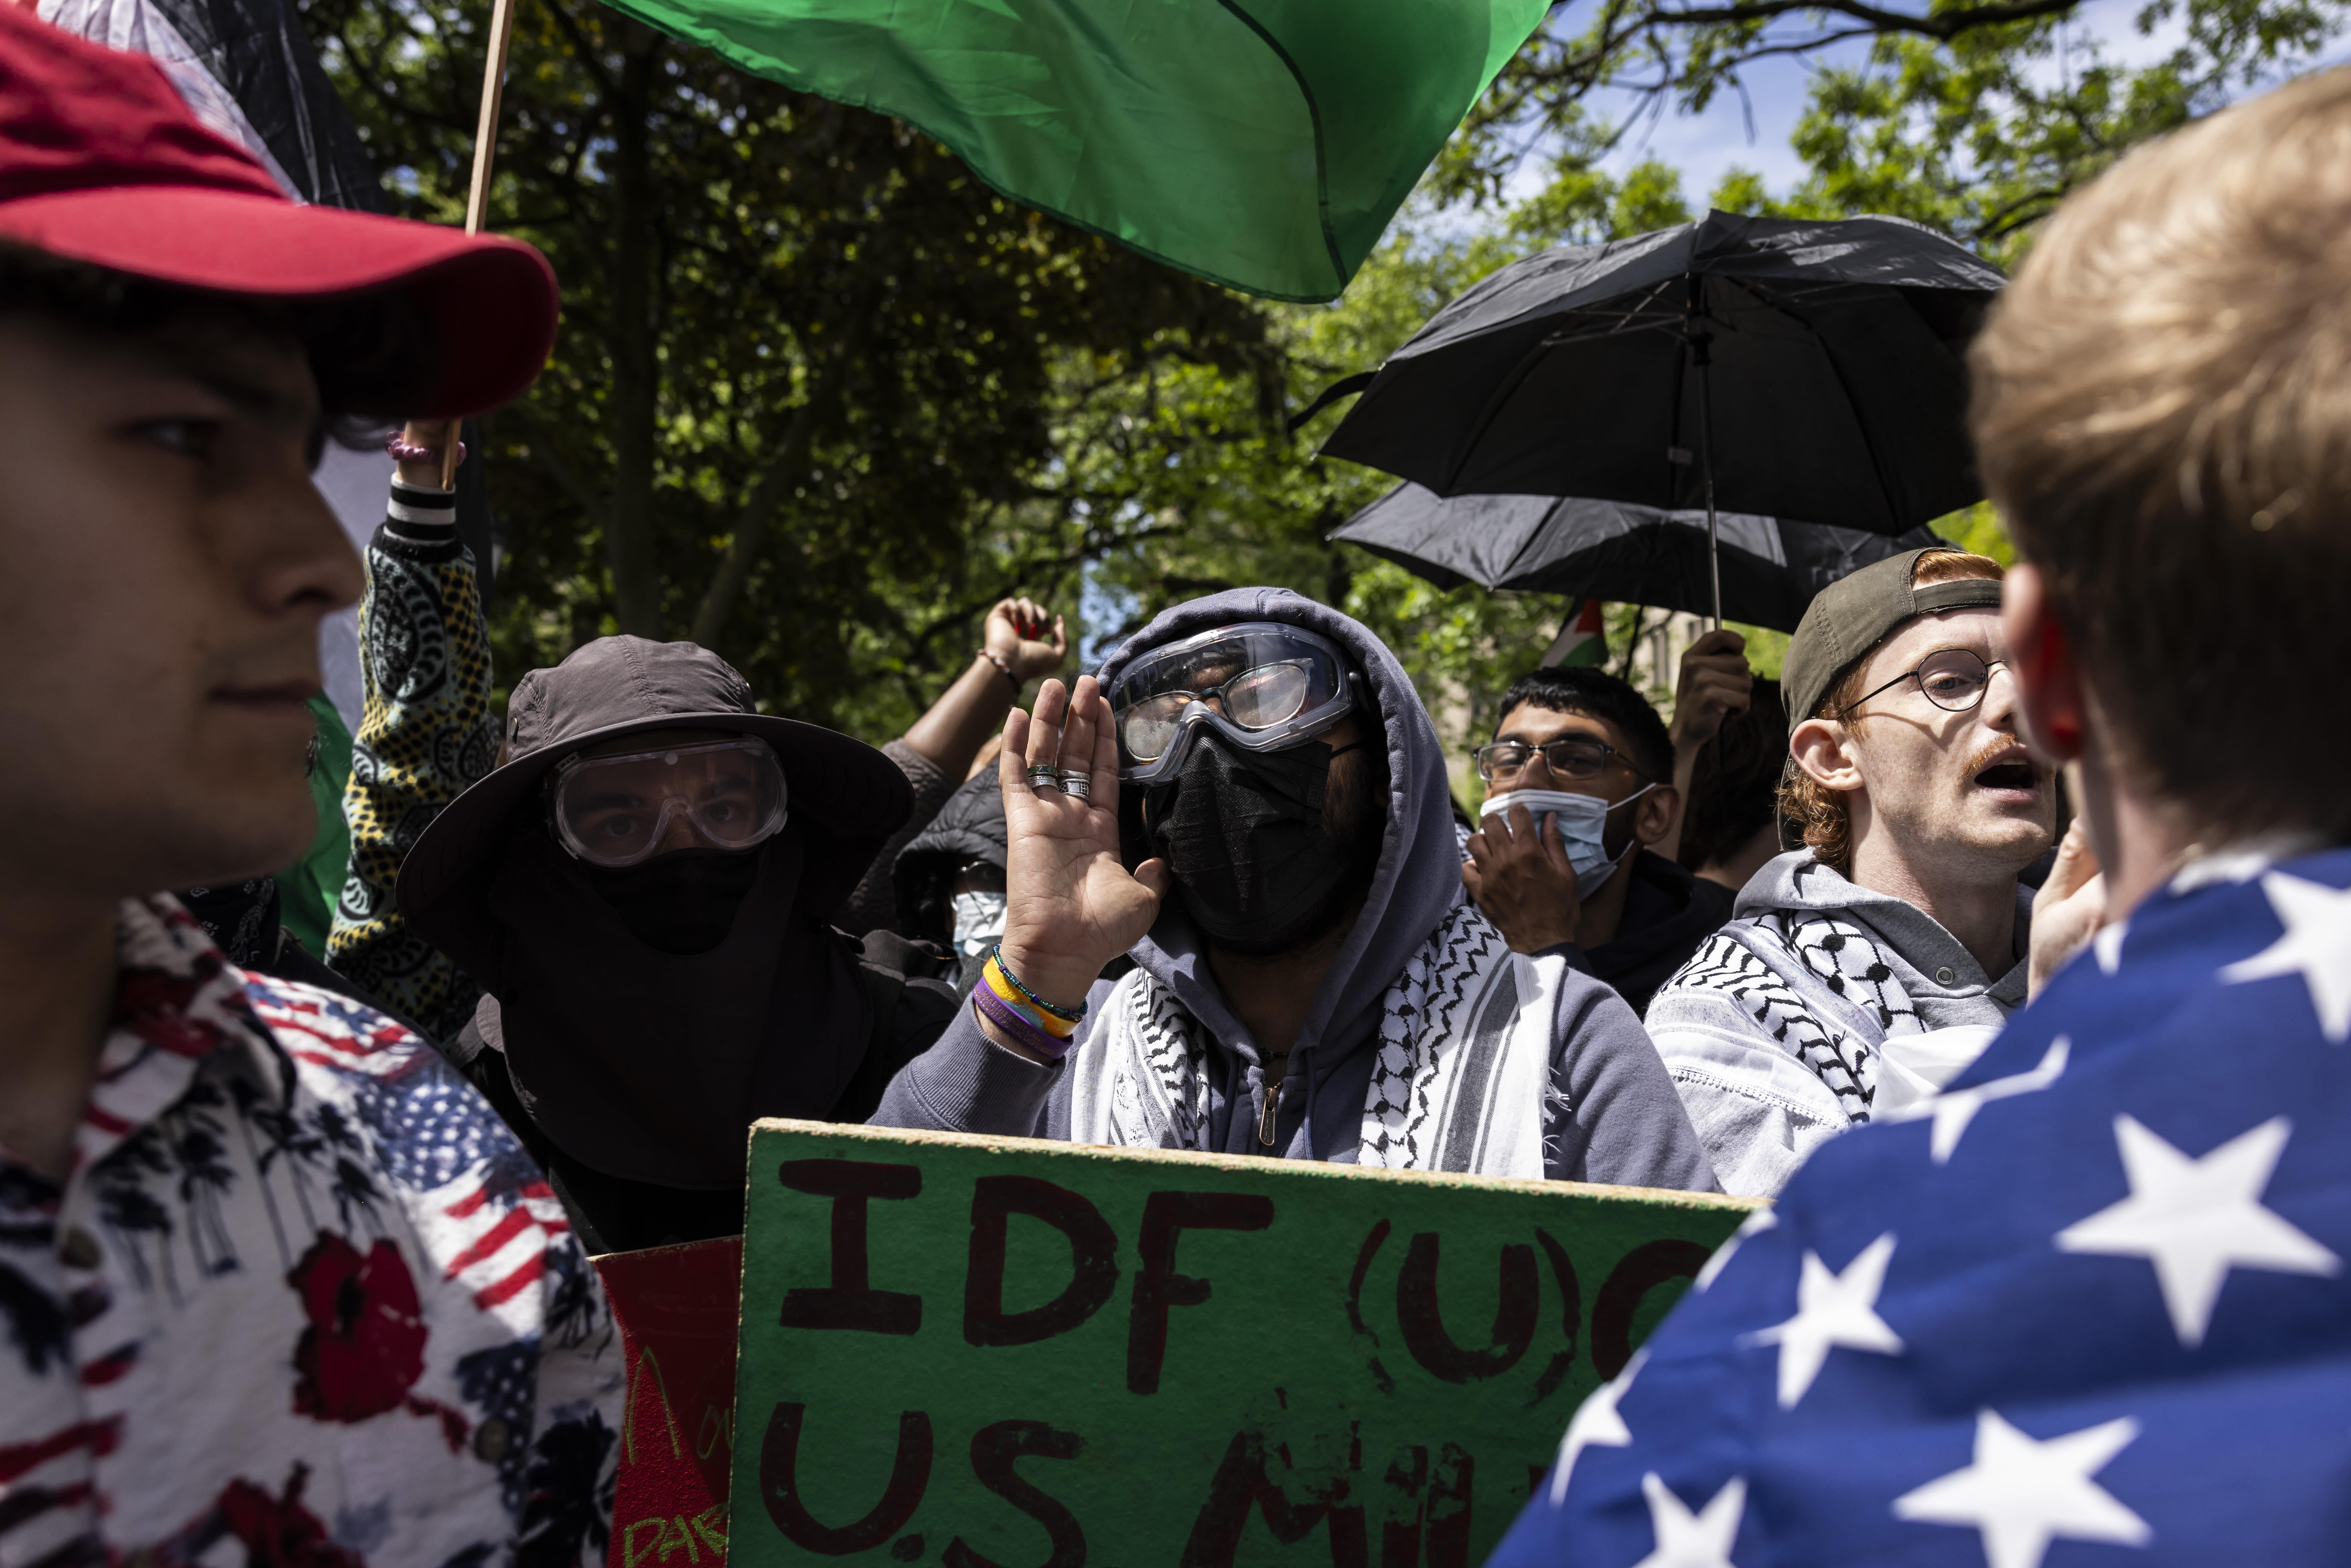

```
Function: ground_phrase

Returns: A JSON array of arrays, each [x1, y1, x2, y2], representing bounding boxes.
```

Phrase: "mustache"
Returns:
[[1962, 733, 2044, 779]]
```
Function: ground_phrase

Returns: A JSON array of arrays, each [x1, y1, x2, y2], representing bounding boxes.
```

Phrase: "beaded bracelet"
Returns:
[[977, 647, 1020, 693], [972, 983, 1075, 1062], [385, 431, 467, 468], [985, 944, 1086, 1023]]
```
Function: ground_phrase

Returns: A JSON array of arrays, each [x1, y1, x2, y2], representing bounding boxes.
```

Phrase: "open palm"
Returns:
[[995, 675, 1168, 1013]]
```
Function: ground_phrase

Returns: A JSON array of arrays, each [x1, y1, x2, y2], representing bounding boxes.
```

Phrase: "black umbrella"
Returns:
[[1316, 209, 2005, 623], [1331, 483, 1943, 632]]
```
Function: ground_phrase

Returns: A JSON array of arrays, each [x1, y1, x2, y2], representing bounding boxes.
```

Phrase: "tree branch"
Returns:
[[1640, 0, 2077, 43]]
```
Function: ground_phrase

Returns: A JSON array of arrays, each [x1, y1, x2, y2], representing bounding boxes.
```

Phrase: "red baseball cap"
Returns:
[[0, 4, 558, 416]]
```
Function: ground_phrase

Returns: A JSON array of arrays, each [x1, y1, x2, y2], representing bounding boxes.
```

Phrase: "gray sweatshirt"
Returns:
[[872, 586, 1716, 1191], [1644, 849, 2031, 1197]]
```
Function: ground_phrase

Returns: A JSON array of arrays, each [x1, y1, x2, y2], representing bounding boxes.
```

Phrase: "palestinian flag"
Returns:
[[1543, 599, 1607, 668], [594, 0, 1550, 302]]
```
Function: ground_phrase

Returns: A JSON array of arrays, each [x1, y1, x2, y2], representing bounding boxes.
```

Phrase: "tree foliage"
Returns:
[[310, 0, 1275, 737], [303, 0, 2344, 763]]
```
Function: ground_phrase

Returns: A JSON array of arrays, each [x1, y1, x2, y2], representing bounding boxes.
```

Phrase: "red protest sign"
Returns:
[[598, 1235, 742, 1567]]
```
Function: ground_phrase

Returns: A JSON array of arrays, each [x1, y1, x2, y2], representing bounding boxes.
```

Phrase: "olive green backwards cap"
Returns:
[[1781, 548, 2005, 734]]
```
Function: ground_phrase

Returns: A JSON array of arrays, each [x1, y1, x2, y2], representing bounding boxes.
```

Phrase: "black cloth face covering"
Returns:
[[1145, 730, 1369, 953]]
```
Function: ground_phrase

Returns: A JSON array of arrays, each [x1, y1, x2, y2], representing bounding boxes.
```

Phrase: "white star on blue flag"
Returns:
[[1484, 847, 2351, 1568]]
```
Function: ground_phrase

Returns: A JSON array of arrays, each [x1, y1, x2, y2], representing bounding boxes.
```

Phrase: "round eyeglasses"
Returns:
[[1473, 735, 1646, 786], [1841, 648, 2012, 718]]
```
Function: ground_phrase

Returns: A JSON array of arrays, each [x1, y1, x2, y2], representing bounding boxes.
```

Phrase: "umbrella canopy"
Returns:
[[1318, 210, 2006, 535], [1330, 482, 1943, 632]]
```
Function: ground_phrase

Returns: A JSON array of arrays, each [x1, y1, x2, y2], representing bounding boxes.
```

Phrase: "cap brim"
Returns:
[[0, 186, 557, 415], [396, 711, 915, 980]]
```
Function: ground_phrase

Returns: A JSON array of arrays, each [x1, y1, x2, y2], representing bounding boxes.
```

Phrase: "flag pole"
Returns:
[[441, 0, 519, 488]]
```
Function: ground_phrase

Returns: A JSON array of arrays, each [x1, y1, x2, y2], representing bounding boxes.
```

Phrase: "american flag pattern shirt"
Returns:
[[0, 896, 621, 1567], [1487, 843, 2351, 1568]]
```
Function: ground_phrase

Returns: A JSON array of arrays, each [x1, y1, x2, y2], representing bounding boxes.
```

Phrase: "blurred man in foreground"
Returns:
[[1489, 67, 2351, 1568], [0, 11, 619, 1561]]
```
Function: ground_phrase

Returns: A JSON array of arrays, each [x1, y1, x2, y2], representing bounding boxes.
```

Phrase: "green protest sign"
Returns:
[[732, 1120, 1758, 1567]]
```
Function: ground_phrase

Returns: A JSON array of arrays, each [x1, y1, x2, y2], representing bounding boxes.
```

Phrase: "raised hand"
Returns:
[[986, 596, 1069, 684], [993, 676, 1170, 1033], [1669, 628, 1754, 754]]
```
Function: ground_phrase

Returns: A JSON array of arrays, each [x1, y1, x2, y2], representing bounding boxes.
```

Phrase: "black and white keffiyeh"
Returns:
[[1068, 902, 1563, 1177], [1666, 912, 1920, 1124]]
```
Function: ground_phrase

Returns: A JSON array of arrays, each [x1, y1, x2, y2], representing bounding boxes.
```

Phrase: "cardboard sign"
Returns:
[[731, 1120, 1757, 1567], [601, 1235, 745, 1567]]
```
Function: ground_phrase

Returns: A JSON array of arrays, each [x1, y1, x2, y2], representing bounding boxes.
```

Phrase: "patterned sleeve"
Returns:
[[327, 496, 500, 1043]]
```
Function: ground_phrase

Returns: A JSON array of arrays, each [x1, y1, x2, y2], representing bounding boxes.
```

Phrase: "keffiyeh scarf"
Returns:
[[1670, 912, 1920, 1123], [1068, 903, 1562, 1177]]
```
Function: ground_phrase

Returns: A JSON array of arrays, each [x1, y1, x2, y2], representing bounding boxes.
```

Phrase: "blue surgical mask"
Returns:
[[950, 889, 1008, 961], [1480, 784, 1657, 896]]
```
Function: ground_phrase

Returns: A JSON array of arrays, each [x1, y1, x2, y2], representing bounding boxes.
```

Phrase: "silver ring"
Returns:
[[1058, 770, 1092, 800], [1025, 766, 1062, 793]]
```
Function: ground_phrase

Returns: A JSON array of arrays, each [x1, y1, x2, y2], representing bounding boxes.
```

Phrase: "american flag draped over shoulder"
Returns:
[[1489, 844, 2351, 1568]]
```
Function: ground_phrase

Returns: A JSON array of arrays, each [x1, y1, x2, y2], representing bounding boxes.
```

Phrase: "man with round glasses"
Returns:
[[1642, 547, 2055, 1196], [1463, 664, 1743, 1016], [874, 589, 1717, 1191]]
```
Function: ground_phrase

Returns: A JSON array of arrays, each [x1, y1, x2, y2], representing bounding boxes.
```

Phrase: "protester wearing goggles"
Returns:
[[872, 589, 1716, 1193], [393, 635, 958, 1252], [1644, 547, 2056, 1197], [1462, 662, 1744, 1016]]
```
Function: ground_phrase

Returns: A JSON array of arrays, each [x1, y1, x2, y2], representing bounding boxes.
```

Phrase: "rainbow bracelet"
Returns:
[[972, 983, 1075, 1062]]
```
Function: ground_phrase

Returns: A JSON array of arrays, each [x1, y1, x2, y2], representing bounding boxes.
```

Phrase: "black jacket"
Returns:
[[892, 768, 1007, 946], [1546, 850, 1736, 1018], [453, 931, 955, 1255]]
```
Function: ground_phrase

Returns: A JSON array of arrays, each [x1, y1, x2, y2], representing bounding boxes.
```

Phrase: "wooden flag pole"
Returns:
[[441, 0, 520, 489]]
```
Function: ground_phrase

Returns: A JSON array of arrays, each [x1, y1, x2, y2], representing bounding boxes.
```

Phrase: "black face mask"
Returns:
[[1144, 730, 1371, 954], [582, 847, 765, 955]]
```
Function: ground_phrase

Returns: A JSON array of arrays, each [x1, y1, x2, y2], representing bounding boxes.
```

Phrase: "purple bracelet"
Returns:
[[972, 984, 1074, 1062], [384, 431, 467, 468]]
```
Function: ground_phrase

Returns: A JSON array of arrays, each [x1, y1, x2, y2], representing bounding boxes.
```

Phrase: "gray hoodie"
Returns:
[[871, 587, 1716, 1190], [1644, 848, 2031, 1196]]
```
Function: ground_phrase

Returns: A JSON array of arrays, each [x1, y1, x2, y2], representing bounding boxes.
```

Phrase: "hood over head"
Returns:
[[1095, 587, 1460, 1069]]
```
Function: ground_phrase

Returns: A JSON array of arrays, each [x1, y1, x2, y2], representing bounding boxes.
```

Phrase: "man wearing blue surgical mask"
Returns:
[[1463, 663, 1744, 1016]]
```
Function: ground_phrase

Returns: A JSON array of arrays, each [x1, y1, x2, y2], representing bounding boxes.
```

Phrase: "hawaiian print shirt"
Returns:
[[0, 897, 622, 1567]]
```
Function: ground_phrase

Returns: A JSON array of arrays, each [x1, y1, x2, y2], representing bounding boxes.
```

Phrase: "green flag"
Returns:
[[595, 0, 1549, 302]]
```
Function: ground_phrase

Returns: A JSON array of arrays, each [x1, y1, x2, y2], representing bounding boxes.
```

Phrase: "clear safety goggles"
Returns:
[[547, 735, 788, 868], [1105, 622, 1358, 784]]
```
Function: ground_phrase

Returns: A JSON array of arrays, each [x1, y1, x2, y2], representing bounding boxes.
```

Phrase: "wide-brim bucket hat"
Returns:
[[398, 636, 912, 978]]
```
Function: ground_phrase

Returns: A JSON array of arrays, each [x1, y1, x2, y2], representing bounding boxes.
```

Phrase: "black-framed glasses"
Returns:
[[1841, 648, 2011, 718], [1473, 736, 1646, 785]]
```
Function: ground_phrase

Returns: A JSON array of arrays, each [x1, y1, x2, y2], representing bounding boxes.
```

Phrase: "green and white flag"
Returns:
[[595, 0, 1549, 302]]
